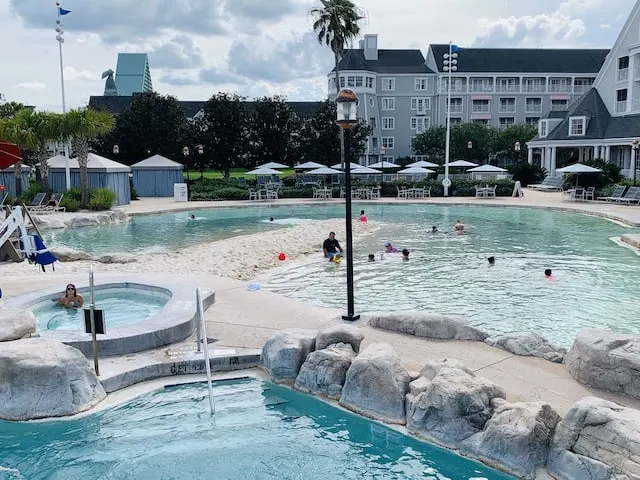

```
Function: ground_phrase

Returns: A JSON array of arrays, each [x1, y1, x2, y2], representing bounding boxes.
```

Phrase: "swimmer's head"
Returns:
[[360, 210, 365, 215], [432, 226, 437, 232], [545, 268, 552, 277], [270, 217, 274, 222], [402, 249, 410, 259], [189, 214, 195, 219], [368, 254, 375, 262], [488, 256, 495, 265]]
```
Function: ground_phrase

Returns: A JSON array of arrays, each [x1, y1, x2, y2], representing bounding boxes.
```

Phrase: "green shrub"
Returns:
[[129, 178, 139, 200], [88, 188, 117, 210], [507, 162, 546, 186], [64, 187, 82, 202], [191, 187, 248, 201], [59, 196, 80, 212], [18, 183, 43, 205]]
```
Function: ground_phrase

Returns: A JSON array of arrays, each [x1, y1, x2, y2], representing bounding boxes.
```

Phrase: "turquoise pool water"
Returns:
[[0, 378, 512, 479], [31, 288, 169, 331]]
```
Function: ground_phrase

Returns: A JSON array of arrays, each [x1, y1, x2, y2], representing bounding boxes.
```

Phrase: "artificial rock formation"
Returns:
[[460, 400, 561, 479], [315, 324, 364, 353], [367, 312, 488, 341], [294, 343, 356, 399], [565, 329, 640, 399], [547, 396, 640, 480], [0, 338, 106, 420], [339, 343, 410, 424], [406, 363, 506, 448], [261, 329, 316, 383], [0, 306, 35, 342], [485, 332, 567, 363]]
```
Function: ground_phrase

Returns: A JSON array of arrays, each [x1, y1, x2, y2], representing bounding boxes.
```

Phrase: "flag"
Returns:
[[58, 7, 71, 15], [451, 44, 461, 53]]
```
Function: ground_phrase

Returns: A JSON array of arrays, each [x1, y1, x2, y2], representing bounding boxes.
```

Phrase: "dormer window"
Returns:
[[569, 116, 587, 136], [539, 120, 548, 138]]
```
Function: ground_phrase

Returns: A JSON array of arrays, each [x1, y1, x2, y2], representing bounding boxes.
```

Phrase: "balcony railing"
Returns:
[[469, 84, 493, 93], [495, 84, 519, 93], [498, 106, 516, 113], [615, 100, 628, 113], [472, 105, 490, 113], [522, 84, 546, 93], [447, 105, 463, 113], [551, 103, 568, 111], [617, 68, 629, 82], [573, 84, 591, 94], [525, 105, 542, 113], [548, 84, 571, 93], [440, 85, 467, 93]]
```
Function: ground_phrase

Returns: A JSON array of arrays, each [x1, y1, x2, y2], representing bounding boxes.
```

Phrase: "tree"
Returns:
[[0, 101, 25, 120], [451, 122, 495, 162], [298, 100, 371, 164], [61, 108, 114, 205], [311, 0, 362, 170], [94, 92, 188, 165], [247, 96, 302, 168], [196, 93, 248, 180], [490, 124, 537, 164], [412, 126, 446, 161]]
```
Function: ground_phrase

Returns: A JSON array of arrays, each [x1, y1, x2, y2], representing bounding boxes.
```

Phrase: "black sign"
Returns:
[[83, 309, 105, 335]]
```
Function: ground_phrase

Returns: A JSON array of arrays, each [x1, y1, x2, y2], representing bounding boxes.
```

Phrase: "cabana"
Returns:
[[0, 164, 30, 197], [47, 153, 131, 205], [131, 154, 184, 197]]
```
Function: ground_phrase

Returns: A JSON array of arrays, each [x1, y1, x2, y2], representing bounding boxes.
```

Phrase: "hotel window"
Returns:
[[539, 120, 548, 138], [382, 155, 395, 162], [618, 56, 630, 82], [499, 117, 515, 129], [569, 116, 586, 136], [382, 117, 395, 130], [525, 97, 542, 113], [411, 155, 427, 161], [525, 117, 540, 126], [369, 117, 376, 128], [410, 97, 430, 114], [339, 77, 345, 88], [549, 78, 571, 92], [382, 78, 395, 91], [472, 119, 489, 125], [365, 77, 374, 89], [355, 76, 363, 87], [368, 97, 374, 107], [382, 137, 395, 149], [551, 99, 568, 111], [499, 97, 516, 113], [446, 97, 463, 113], [381, 97, 395, 110], [415, 78, 428, 90], [410, 117, 430, 132], [616, 89, 628, 113], [471, 99, 490, 113], [450, 118, 462, 126]]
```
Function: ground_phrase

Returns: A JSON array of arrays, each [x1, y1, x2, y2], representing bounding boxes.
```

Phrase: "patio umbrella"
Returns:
[[294, 161, 325, 170], [0, 142, 21, 170], [556, 163, 602, 186], [369, 161, 400, 169], [467, 164, 507, 173], [307, 166, 344, 175], [351, 166, 383, 174], [331, 162, 361, 169], [257, 162, 288, 169], [407, 160, 438, 168], [245, 167, 282, 175], [448, 160, 478, 168], [398, 166, 435, 174]]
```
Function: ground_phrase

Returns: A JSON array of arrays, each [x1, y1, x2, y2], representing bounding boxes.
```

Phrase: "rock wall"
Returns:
[[0, 306, 35, 342]]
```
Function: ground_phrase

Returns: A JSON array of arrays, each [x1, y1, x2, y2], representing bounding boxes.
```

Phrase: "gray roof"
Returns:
[[132, 154, 183, 170], [89, 95, 321, 119], [331, 49, 434, 74], [429, 45, 608, 74], [542, 110, 568, 120], [535, 88, 640, 141]]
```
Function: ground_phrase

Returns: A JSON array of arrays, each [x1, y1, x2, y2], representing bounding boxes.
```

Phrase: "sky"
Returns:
[[1, 0, 636, 111]]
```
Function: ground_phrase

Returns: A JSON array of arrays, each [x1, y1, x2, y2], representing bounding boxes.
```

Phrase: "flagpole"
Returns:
[[55, 2, 71, 190]]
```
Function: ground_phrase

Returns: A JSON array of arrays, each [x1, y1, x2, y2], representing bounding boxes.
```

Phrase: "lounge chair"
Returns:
[[530, 176, 564, 191], [0, 192, 7, 207], [617, 186, 640, 205], [30, 194, 67, 214], [584, 186, 595, 201], [25, 192, 46, 210], [597, 185, 627, 202]]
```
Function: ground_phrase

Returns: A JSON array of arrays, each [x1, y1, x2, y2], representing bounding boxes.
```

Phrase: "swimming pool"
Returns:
[[0, 378, 512, 479], [31, 287, 169, 331]]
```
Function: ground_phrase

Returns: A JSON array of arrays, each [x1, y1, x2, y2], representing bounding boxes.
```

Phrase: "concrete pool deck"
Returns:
[[5, 272, 640, 416]]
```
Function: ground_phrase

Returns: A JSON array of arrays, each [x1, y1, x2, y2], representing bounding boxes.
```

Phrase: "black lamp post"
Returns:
[[632, 140, 638, 186], [336, 88, 360, 322]]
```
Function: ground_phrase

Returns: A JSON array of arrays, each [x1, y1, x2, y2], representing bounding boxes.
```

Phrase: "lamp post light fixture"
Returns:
[[442, 42, 459, 197], [515, 141, 521, 164], [632, 139, 639, 186], [335, 88, 360, 322], [183, 146, 191, 181], [112, 145, 119, 156], [467, 141, 473, 162], [197, 144, 204, 179]]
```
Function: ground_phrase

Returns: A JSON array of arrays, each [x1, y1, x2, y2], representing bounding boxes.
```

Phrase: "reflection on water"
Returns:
[[261, 205, 640, 347]]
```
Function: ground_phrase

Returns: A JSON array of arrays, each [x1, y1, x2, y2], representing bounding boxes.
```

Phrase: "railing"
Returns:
[[617, 68, 629, 82], [440, 85, 467, 93], [548, 84, 571, 93], [447, 104, 463, 113], [495, 84, 519, 93], [522, 84, 546, 93], [615, 100, 628, 113], [525, 105, 542, 113], [573, 85, 591, 94], [551, 103, 568, 111], [472, 105, 490, 113], [498, 105, 516, 113], [469, 84, 493, 93]]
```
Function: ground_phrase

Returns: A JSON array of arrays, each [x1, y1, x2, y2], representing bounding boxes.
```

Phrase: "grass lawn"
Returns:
[[184, 168, 296, 180]]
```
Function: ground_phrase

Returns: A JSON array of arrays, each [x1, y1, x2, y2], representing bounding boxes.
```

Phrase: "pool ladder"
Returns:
[[196, 287, 216, 414]]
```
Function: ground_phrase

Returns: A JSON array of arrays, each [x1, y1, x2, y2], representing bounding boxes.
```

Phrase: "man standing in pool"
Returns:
[[323, 232, 344, 261]]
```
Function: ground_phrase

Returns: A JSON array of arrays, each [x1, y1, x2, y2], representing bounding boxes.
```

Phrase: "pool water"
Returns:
[[0, 379, 513, 479], [31, 288, 169, 331]]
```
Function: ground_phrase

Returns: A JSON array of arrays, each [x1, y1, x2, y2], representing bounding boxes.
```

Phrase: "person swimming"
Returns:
[[545, 268, 557, 281], [189, 214, 196, 220], [384, 242, 398, 253], [454, 220, 464, 235], [58, 284, 84, 308], [431, 226, 438, 233], [360, 210, 368, 223], [368, 254, 375, 262], [402, 249, 410, 261], [488, 256, 495, 266], [270, 217, 274, 222]]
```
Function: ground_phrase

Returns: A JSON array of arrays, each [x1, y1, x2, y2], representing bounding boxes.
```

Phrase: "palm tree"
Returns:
[[61, 108, 113, 205], [311, 0, 362, 169]]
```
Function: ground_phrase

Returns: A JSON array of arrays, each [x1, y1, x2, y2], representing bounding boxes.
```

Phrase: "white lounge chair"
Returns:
[[597, 185, 626, 202]]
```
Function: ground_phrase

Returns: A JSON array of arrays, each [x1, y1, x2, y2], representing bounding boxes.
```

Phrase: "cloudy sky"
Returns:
[[2, 0, 636, 111]]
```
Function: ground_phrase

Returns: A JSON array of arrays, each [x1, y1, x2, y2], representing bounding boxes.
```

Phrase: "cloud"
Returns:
[[227, 31, 332, 83], [12, 82, 46, 90], [148, 36, 204, 69], [199, 67, 247, 85], [64, 66, 98, 82], [158, 73, 201, 87]]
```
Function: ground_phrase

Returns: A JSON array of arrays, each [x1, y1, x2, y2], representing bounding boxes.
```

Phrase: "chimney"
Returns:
[[363, 34, 378, 61]]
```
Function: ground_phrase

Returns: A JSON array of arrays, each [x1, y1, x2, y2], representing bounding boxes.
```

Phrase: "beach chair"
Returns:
[[396, 186, 408, 199], [584, 186, 595, 201], [475, 185, 486, 198], [597, 185, 626, 202], [528, 176, 552, 190], [248, 188, 261, 201], [31, 193, 67, 214], [0, 192, 7, 207], [570, 187, 585, 201], [486, 185, 497, 198], [25, 192, 46, 211], [617, 186, 640, 205]]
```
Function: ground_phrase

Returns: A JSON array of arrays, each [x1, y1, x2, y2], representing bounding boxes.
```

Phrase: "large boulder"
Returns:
[[485, 332, 566, 363], [0, 306, 36, 342], [366, 312, 488, 341], [407, 365, 506, 448], [294, 343, 356, 399], [339, 343, 409, 424], [261, 329, 316, 383], [565, 329, 640, 398], [547, 396, 640, 480], [315, 324, 364, 353], [460, 401, 561, 479], [51, 246, 91, 262], [0, 338, 106, 420]]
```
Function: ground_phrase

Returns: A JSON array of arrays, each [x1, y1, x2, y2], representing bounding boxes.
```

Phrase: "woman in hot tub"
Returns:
[[58, 284, 84, 308]]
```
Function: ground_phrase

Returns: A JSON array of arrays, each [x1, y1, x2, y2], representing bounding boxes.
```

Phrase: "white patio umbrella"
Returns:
[[407, 160, 439, 168], [307, 166, 344, 175], [467, 164, 507, 173], [257, 162, 288, 169], [398, 166, 435, 174], [351, 166, 383, 174], [295, 161, 326, 169], [448, 160, 478, 168], [369, 161, 401, 169], [245, 167, 282, 175], [556, 163, 602, 186], [331, 162, 361, 169]]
